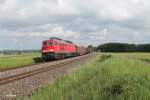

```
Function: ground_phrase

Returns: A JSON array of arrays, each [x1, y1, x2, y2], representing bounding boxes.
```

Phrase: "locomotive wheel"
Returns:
[[54, 54, 59, 60]]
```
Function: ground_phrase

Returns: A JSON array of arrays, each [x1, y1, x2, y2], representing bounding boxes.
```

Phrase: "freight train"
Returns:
[[41, 37, 94, 61]]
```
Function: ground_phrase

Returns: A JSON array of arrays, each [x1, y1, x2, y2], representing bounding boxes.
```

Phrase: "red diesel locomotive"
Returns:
[[41, 37, 94, 61], [42, 37, 77, 60]]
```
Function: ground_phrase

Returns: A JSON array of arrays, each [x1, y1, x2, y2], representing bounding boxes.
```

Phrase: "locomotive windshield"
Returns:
[[48, 42, 53, 46], [42, 41, 53, 46]]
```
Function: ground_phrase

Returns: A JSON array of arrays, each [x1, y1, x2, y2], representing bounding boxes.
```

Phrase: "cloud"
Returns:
[[0, 0, 150, 50]]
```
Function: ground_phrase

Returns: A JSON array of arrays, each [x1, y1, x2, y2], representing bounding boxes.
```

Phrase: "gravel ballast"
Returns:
[[0, 53, 96, 99]]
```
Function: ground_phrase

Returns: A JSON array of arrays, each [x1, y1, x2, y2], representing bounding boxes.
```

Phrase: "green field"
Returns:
[[28, 53, 150, 100], [0, 53, 41, 70]]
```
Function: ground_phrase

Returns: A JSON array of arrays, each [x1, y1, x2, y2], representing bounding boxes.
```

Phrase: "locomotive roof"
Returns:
[[50, 37, 62, 40], [49, 37, 74, 44], [64, 40, 73, 44]]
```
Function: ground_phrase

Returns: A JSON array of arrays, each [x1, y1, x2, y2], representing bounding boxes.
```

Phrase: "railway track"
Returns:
[[0, 54, 92, 86]]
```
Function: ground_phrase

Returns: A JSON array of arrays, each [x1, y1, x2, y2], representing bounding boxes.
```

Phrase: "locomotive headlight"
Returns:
[[50, 49, 54, 52]]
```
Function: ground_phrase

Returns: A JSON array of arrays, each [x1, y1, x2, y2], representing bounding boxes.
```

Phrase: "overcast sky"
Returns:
[[0, 0, 150, 50]]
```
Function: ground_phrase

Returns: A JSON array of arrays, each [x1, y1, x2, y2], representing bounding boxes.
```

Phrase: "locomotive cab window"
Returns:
[[54, 42, 57, 45], [43, 42, 47, 46]]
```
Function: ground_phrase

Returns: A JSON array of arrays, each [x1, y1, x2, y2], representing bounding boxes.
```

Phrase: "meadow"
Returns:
[[28, 53, 150, 100], [0, 53, 41, 70]]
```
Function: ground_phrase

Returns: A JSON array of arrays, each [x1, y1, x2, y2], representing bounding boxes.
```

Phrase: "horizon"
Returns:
[[1, 42, 150, 51]]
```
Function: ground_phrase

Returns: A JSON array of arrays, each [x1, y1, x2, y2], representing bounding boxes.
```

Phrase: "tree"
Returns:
[[97, 43, 150, 52]]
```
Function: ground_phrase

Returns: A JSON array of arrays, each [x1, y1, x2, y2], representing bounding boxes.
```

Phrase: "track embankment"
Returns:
[[0, 53, 97, 99]]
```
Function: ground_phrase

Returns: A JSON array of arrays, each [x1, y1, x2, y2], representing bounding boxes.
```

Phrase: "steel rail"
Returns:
[[0, 54, 91, 86]]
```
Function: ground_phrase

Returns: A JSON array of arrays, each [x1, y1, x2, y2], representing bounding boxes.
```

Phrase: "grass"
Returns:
[[27, 53, 150, 100], [0, 53, 42, 70]]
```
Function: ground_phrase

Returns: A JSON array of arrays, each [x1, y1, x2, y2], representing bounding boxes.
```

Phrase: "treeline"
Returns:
[[97, 43, 150, 52], [0, 50, 40, 55]]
